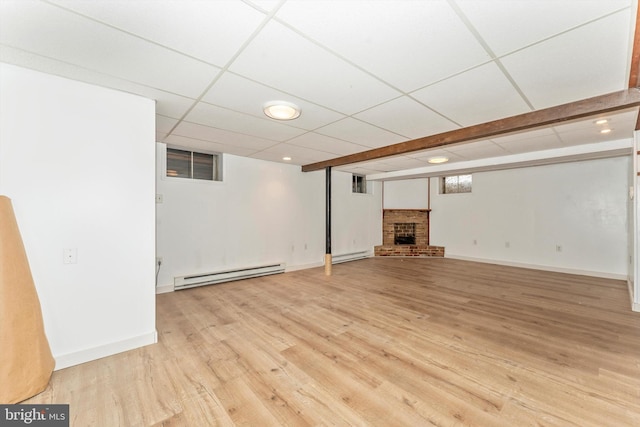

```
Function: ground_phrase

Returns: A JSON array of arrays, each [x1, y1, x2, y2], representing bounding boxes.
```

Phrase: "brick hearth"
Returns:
[[374, 209, 445, 257]]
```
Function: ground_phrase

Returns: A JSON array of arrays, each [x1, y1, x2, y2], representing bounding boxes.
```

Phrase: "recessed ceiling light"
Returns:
[[282, 156, 292, 161], [263, 101, 301, 120], [595, 118, 608, 125], [427, 156, 449, 164], [600, 128, 612, 134]]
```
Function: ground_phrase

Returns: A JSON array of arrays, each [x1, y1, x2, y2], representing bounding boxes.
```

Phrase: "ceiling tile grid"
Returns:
[[201, 72, 346, 131], [0, 0, 636, 174], [228, 19, 401, 115], [275, 0, 491, 92], [47, 0, 266, 67], [499, 8, 632, 109]]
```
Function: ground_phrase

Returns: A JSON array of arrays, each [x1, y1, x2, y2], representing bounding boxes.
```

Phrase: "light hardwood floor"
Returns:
[[26, 258, 640, 426]]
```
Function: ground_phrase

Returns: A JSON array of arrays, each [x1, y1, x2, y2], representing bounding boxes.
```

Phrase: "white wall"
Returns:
[[156, 143, 382, 289], [330, 169, 383, 256], [383, 178, 429, 209], [0, 64, 156, 369], [423, 157, 630, 278]]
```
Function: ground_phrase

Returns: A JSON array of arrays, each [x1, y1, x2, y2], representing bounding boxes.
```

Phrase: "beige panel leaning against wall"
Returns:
[[0, 196, 54, 403]]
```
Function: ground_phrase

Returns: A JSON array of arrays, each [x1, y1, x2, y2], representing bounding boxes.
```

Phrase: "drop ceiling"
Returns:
[[0, 0, 637, 175]]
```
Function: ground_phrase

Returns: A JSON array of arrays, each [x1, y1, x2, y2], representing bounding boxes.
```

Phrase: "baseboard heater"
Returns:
[[332, 251, 371, 264], [174, 263, 285, 290]]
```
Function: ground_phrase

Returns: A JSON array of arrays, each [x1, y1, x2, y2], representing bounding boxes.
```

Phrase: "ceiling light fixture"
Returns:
[[427, 156, 449, 164], [282, 156, 292, 161], [595, 118, 608, 125], [600, 128, 612, 134], [263, 101, 301, 120]]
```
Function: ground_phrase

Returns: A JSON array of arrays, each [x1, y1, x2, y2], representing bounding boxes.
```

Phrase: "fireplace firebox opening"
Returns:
[[394, 223, 416, 245]]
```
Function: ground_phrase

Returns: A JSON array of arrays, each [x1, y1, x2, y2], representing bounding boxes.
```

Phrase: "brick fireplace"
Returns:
[[374, 209, 444, 257]]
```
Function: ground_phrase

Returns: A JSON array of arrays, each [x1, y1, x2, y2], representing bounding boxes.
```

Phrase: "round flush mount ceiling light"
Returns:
[[282, 156, 292, 161], [427, 156, 449, 164], [263, 101, 301, 120], [600, 128, 612, 134], [595, 118, 609, 125]]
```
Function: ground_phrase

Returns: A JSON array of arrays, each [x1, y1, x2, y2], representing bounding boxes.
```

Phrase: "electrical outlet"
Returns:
[[555, 245, 562, 252], [63, 248, 77, 264], [505, 241, 510, 248], [156, 256, 163, 265], [473, 239, 477, 245], [156, 194, 163, 203]]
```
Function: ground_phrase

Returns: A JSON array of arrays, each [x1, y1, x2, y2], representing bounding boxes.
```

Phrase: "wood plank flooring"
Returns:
[[25, 258, 640, 426]]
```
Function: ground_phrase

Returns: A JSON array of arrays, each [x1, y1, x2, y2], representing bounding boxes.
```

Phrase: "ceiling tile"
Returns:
[[315, 118, 407, 148], [0, 1, 219, 98], [48, 0, 266, 66], [411, 149, 467, 164], [444, 140, 509, 159], [202, 72, 345, 130], [229, 20, 400, 115], [251, 143, 336, 165], [340, 160, 399, 173], [156, 115, 178, 140], [171, 121, 279, 151], [373, 156, 432, 170], [354, 96, 459, 138], [501, 9, 631, 109], [554, 110, 637, 146], [555, 129, 631, 147], [492, 128, 563, 154], [185, 102, 307, 142], [244, 0, 283, 13], [552, 109, 637, 133], [335, 165, 390, 175], [276, 0, 490, 92], [456, 0, 631, 56], [286, 133, 366, 156], [411, 62, 532, 126], [163, 134, 258, 158]]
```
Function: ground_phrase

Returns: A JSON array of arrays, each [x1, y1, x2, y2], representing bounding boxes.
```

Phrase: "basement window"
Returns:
[[441, 174, 472, 194], [166, 148, 221, 181], [352, 174, 367, 194]]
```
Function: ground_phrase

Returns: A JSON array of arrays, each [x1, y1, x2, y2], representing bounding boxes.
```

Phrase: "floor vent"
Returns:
[[332, 251, 370, 264], [174, 263, 285, 290]]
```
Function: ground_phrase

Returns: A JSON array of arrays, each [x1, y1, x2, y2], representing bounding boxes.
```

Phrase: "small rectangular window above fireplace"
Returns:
[[441, 174, 472, 194]]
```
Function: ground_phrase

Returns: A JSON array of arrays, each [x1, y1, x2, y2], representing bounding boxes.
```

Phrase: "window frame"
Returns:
[[352, 174, 367, 194], [441, 174, 472, 194], [165, 146, 223, 182]]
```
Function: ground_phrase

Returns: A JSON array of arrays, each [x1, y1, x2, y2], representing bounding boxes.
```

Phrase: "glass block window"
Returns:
[[442, 174, 472, 194], [167, 148, 221, 181]]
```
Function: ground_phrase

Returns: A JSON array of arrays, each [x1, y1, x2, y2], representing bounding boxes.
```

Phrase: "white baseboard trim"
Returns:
[[53, 330, 157, 371], [285, 261, 324, 272], [156, 283, 174, 294], [445, 254, 627, 281], [628, 278, 640, 312]]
